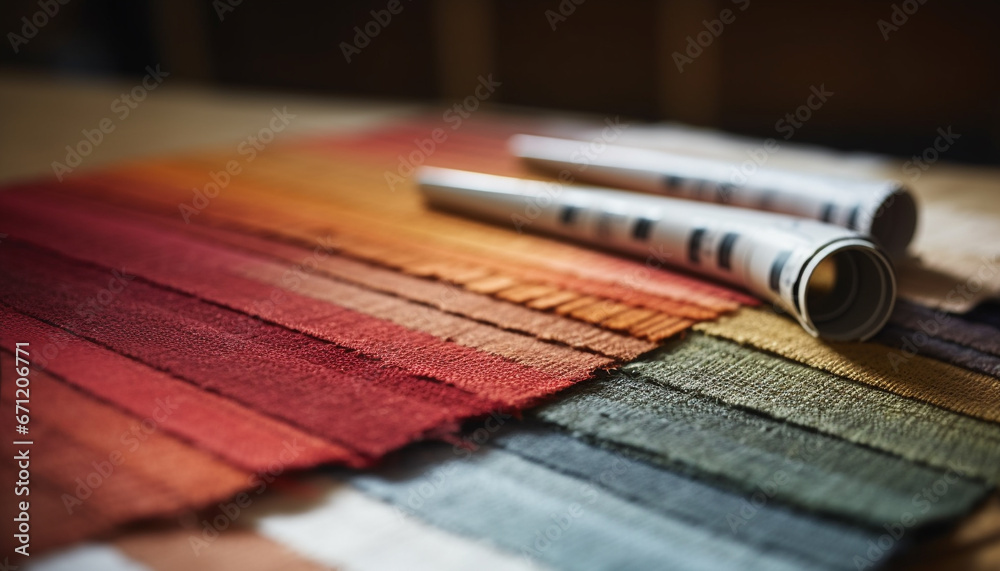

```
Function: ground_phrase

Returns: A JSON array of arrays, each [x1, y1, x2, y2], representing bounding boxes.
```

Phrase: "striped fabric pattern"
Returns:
[[0, 118, 752, 553]]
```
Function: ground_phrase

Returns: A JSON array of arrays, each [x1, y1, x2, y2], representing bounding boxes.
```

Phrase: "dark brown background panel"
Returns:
[[716, 1, 1000, 158], [1, 0, 997, 163], [207, 0, 440, 98], [493, 0, 659, 118]]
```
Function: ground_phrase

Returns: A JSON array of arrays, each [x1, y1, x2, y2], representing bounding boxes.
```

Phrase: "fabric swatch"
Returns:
[[872, 300, 1000, 378], [889, 300, 1000, 358], [627, 333, 1000, 485], [535, 372, 990, 528], [875, 323, 1000, 378], [352, 446, 810, 571], [489, 423, 881, 571], [0, 353, 249, 554], [0, 309, 356, 472], [0, 189, 627, 372], [350, 427, 878, 571], [247, 479, 543, 571], [0, 242, 501, 460], [0, 194, 610, 400], [963, 301, 1000, 331], [173, 215, 654, 359], [694, 308, 1000, 423]]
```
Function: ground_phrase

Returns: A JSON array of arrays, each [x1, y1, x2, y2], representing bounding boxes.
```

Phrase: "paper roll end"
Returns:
[[797, 240, 896, 342], [869, 185, 918, 258]]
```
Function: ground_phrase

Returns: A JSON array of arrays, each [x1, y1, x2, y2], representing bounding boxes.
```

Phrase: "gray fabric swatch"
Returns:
[[490, 423, 883, 571], [351, 442, 812, 571]]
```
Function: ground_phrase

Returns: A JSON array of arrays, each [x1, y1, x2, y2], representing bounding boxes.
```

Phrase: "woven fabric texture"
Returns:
[[629, 334, 1000, 485], [0, 352, 250, 552], [351, 422, 895, 571], [694, 308, 1000, 423], [536, 372, 990, 528], [0, 118, 754, 552]]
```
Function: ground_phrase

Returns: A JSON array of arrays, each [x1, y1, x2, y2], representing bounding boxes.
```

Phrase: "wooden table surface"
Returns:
[[0, 70, 418, 183]]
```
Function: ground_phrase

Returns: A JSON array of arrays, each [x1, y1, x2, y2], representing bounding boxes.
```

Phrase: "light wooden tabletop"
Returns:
[[0, 70, 418, 182]]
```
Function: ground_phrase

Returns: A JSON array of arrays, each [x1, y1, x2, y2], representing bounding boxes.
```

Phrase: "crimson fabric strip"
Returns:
[[0, 241, 504, 460], [0, 308, 357, 472], [0, 355, 249, 553], [0, 194, 595, 405]]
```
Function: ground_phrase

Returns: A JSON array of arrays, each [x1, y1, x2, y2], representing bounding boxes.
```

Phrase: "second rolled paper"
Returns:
[[417, 167, 896, 342], [510, 134, 918, 259]]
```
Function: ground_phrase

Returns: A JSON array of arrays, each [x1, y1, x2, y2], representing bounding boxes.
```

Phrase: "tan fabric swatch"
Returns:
[[881, 162, 1000, 313], [694, 308, 1000, 423]]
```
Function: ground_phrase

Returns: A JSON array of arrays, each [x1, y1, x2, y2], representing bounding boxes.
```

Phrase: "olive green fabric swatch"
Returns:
[[626, 333, 1000, 485]]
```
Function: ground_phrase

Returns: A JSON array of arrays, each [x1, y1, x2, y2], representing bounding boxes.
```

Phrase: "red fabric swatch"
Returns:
[[0, 241, 504, 460], [0, 309, 356, 472], [0, 193, 591, 406]]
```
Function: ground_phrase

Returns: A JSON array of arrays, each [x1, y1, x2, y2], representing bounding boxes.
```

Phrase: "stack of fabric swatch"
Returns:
[[1, 115, 997, 570]]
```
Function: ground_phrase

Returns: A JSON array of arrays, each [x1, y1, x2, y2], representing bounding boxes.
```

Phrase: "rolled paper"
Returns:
[[418, 167, 896, 342], [510, 134, 918, 259]]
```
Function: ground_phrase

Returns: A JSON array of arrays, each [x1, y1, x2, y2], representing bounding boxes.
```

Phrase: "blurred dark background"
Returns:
[[2, 0, 998, 165]]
